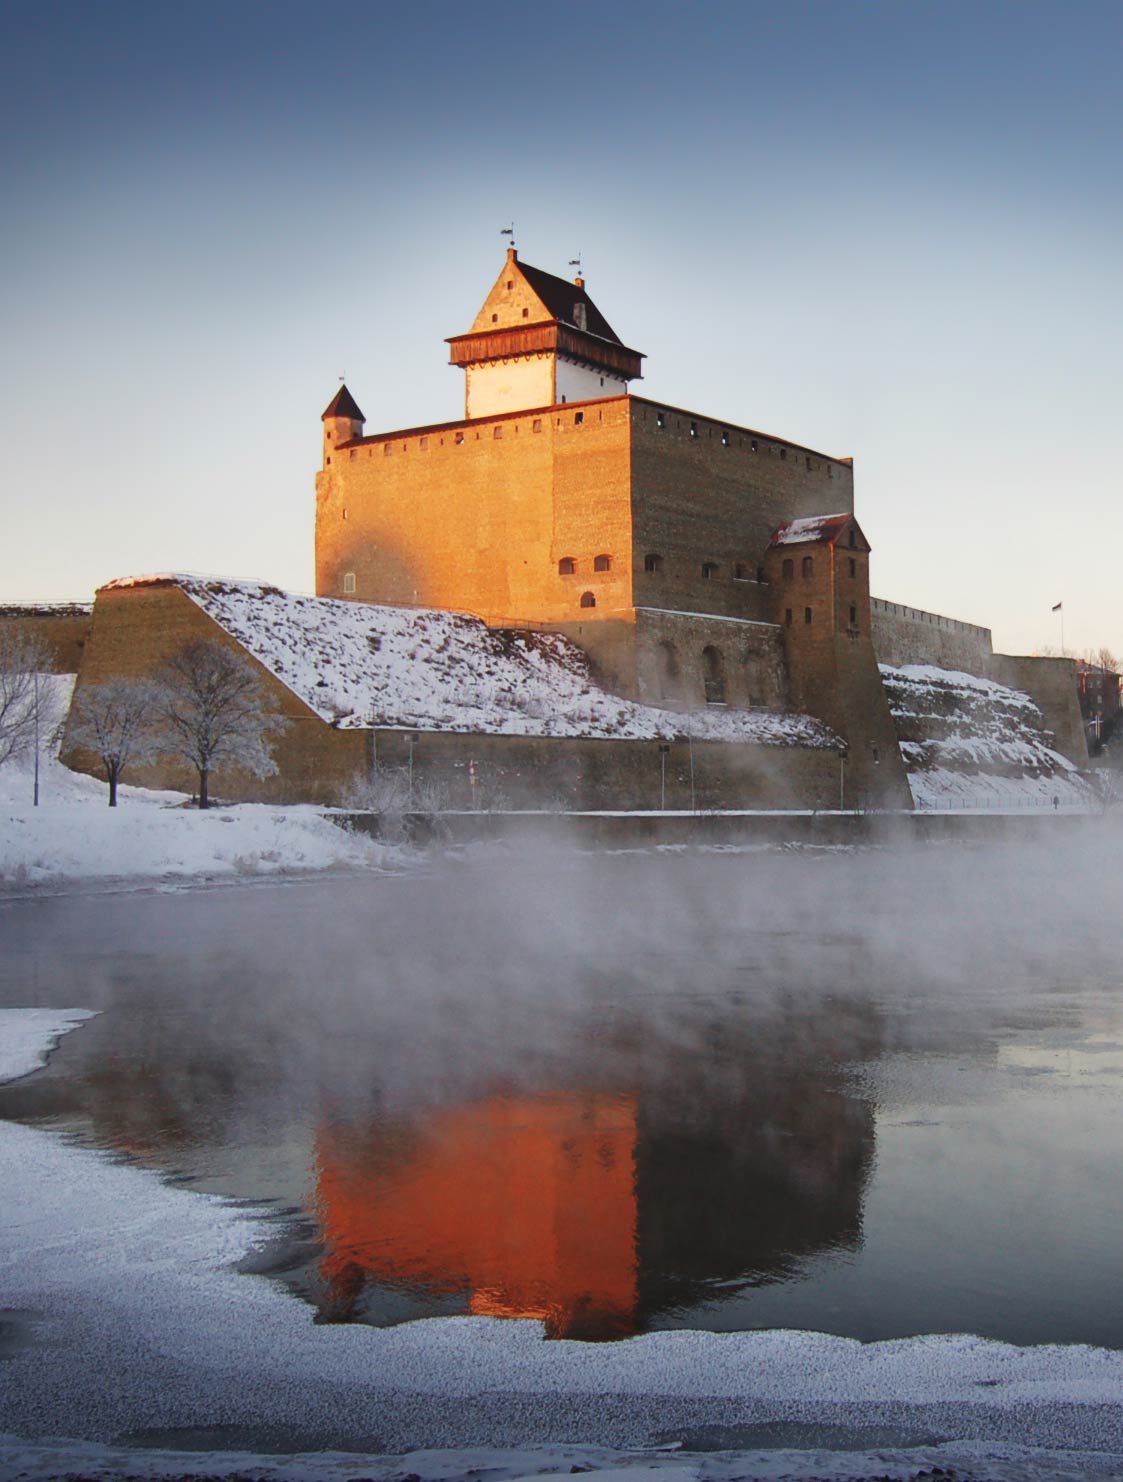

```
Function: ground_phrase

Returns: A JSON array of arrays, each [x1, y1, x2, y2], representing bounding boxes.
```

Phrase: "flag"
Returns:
[[1052, 602, 1063, 612]]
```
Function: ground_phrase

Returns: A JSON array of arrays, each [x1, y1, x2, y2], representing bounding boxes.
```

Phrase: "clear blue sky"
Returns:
[[2, 1, 1119, 658]]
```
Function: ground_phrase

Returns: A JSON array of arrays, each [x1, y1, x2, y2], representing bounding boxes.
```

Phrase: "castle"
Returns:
[[314, 247, 908, 806], [25, 247, 1086, 812]]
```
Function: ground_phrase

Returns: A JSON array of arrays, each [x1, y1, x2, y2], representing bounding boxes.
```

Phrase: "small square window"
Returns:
[[506, 280, 513, 289], [690, 420, 699, 439], [383, 443, 391, 457], [721, 429, 729, 446], [491, 313, 498, 323], [750, 438, 758, 453], [455, 431, 464, 445], [574, 411, 584, 425], [419, 436, 428, 450], [494, 425, 503, 439], [594, 554, 611, 572], [656, 411, 666, 429], [780, 447, 787, 461], [806, 455, 813, 471], [532, 418, 542, 432], [522, 307, 529, 318], [701, 562, 718, 579]]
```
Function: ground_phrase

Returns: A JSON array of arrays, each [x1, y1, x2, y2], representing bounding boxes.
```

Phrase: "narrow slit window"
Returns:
[[785, 608, 793, 627], [802, 556, 813, 577], [850, 604, 858, 626], [782, 558, 794, 580], [343, 572, 356, 595], [849, 558, 857, 577], [804, 607, 812, 624]]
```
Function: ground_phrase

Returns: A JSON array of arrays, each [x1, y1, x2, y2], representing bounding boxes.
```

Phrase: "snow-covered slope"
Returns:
[[105, 577, 836, 747], [880, 663, 1090, 808]]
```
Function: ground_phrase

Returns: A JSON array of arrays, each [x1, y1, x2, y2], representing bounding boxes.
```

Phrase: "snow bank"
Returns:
[[0, 676, 399, 886], [880, 662, 1092, 809], [102, 576, 835, 747], [0, 1008, 96, 1084]]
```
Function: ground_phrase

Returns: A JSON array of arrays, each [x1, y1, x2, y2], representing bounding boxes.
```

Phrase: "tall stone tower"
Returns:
[[446, 248, 645, 419]]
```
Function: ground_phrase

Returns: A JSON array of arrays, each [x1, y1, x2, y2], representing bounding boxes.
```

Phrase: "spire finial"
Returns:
[[500, 222, 516, 257]]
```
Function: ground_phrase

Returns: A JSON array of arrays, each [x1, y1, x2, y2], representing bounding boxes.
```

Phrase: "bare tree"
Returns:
[[68, 679, 165, 807], [0, 630, 54, 770], [159, 641, 287, 808]]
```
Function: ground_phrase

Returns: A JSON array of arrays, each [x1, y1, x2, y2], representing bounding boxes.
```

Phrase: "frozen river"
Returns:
[[3, 832, 1123, 1353]]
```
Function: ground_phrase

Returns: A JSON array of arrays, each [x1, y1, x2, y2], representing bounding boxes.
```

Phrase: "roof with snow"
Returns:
[[98, 575, 837, 748], [772, 513, 863, 548]]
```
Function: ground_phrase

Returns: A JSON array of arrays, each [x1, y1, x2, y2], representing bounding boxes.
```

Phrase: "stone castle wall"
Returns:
[[628, 398, 853, 623], [316, 394, 853, 635], [63, 583, 844, 810], [0, 605, 93, 673], [991, 654, 1089, 766], [871, 597, 994, 674]]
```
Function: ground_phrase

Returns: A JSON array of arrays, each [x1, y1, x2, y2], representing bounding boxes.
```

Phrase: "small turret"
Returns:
[[321, 385, 365, 464]]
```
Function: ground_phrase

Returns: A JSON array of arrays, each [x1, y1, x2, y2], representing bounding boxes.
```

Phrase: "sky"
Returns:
[[1, 0, 1119, 659]]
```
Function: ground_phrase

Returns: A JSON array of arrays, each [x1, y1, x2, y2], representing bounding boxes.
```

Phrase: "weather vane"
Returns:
[[568, 254, 583, 278], [500, 222, 516, 250]]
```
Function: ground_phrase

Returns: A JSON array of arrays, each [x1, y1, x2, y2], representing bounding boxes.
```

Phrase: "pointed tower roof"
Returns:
[[322, 385, 365, 422], [447, 249, 643, 383]]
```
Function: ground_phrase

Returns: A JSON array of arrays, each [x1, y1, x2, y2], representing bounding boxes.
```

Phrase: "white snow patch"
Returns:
[[0, 676, 401, 886], [0, 1008, 96, 1084], [879, 662, 1093, 810], [100, 575, 835, 747]]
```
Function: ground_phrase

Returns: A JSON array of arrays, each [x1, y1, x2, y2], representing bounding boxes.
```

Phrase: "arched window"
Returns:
[[802, 555, 814, 577], [558, 557, 576, 575], [343, 572, 356, 595], [702, 646, 726, 705], [594, 554, 611, 572], [644, 553, 663, 574], [782, 558, 794, 580], [579, 591, 596, 608]]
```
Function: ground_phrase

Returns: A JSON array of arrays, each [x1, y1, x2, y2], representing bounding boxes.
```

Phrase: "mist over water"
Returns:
[[2, 825, 1122, 1345]]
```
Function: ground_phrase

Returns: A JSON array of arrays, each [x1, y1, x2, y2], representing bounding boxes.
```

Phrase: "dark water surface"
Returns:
[[2, 837, 1122, 1346]]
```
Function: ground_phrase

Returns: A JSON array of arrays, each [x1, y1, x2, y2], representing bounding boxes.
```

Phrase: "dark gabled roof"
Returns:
[[321, 384, 366, 422], [517, 261, 622, 344]]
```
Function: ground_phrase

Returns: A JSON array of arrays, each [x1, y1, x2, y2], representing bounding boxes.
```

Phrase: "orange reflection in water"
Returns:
[[315, 1092, 638, 1339]]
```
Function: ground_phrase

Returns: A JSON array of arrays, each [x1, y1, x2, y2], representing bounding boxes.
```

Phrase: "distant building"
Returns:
[[1076, 661, 1121, 749]]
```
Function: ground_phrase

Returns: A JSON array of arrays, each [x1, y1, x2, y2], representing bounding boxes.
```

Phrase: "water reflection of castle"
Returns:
[[313, 1071, 874, 1341]]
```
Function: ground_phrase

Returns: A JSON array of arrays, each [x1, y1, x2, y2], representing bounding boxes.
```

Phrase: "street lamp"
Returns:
[[837, 743, 849, 811], [658, 742, 670, 811]]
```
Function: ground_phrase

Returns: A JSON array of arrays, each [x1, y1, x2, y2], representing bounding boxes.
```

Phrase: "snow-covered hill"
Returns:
[[105, 576, 836, 748], [880, 663, 1090, 808]]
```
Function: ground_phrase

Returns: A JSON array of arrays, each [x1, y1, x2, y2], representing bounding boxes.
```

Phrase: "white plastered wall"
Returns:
[[465, 357, 554, 418], [555, 358, 629, 406]]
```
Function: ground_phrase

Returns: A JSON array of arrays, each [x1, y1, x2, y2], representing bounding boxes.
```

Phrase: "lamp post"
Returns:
[[33, 669, 40, 808], [837, 743, 849, 811], [658, 742, 670, 811]]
